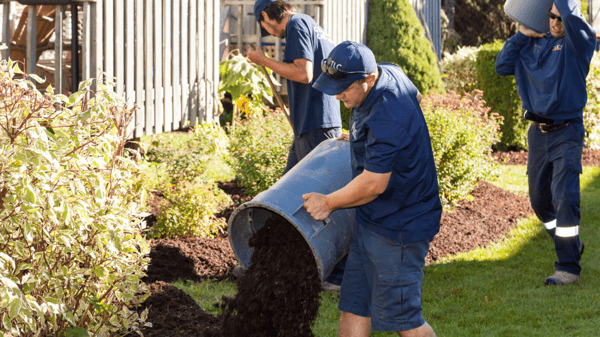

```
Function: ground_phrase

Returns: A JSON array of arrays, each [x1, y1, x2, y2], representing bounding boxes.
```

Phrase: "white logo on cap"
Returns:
[[326, 57, 342, 70]]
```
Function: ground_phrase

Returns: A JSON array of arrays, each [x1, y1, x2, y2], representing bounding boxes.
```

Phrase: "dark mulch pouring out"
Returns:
[[204, 213, 323, 337]]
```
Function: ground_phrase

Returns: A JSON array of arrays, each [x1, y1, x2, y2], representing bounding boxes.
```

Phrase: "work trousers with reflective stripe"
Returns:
[[527, 122, 584, 275]]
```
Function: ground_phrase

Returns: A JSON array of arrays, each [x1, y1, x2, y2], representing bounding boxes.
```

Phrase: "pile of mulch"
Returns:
[[129, 149, 600, 337], [427, 180, 532, 264], [491, 147, 600, 166], [124, 281, 218, 337], [204, 214, 321, 337]]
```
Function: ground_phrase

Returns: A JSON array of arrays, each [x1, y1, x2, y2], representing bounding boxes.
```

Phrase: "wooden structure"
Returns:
[[1, 0, 221, 137]]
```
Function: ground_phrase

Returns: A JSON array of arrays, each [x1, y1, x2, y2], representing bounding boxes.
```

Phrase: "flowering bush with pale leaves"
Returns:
[[441, 46, 480, 95], [0, 60, 149, 336]]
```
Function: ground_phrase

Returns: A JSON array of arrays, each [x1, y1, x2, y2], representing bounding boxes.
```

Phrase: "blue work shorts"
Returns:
[[338, 224, 431, 332]]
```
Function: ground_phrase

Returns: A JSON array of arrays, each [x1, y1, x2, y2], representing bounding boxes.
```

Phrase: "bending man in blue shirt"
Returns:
[[241, 0, 344, 288], [495, 0, 595, 285], [304, 41, 441, 337], [248, 0, 342, 174]]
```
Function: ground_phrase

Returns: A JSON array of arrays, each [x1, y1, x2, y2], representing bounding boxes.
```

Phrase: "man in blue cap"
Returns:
[[303, 41, 441, 337], [248, 0, 341, 175], [495, 0, 595, 285], [234, 0, 344, 289]]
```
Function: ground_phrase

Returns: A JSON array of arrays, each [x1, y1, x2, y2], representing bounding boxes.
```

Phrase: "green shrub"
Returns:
[[367, 0, 442, 94], [150, 181, 231, 239], [422, 90, 502, 209], [441, 46, 480, 95], [584, 52, 600, 149], [146, 121, 231, 186], [144, 132, 193, 164], [0, 61, 149, 336], [476, 40, 528, 151], [192, 121, 230, 158], [229, 111, 293, 196]]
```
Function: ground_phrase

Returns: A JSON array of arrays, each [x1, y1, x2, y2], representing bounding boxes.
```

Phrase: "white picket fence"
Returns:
[[0, 0, 221, 137]]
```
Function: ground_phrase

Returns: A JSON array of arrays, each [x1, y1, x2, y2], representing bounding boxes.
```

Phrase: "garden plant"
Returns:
[[218, 50, 279, 129], [367, 0, 442, 94], [0, 60, 149, 336]]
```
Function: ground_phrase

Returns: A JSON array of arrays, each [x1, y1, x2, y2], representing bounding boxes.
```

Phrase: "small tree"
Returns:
[[367, 0, 442, 94]]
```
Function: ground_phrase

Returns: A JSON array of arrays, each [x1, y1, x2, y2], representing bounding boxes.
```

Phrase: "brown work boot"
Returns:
[[544, 270, 579, 285]]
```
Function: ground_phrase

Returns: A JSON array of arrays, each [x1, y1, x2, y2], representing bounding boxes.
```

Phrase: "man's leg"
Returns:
[[545, 123, 584, 283], [397, 321, 436, 337], [338, 225, 374, 336], [339, 311, 371, 337], [281, 127, 341, 176], [527, 123, 557, 236], [281, 139, 300, 176], [529, 122, 584, 284]]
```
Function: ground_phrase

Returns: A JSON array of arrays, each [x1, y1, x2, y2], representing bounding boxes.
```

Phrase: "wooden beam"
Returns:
[[26, 5, 36, 75]]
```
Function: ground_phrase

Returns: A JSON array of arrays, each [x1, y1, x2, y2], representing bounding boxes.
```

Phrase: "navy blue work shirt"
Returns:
[[349, 63, 442, 244], [283, 14, 341, 138]]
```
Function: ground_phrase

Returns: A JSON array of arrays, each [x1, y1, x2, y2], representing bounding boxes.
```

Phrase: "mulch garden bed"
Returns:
[[129, 148, 600, 337]]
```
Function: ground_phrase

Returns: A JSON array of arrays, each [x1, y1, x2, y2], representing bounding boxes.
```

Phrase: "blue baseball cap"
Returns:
[[254, 0, 276, 37], [313, 41, 377, 95]]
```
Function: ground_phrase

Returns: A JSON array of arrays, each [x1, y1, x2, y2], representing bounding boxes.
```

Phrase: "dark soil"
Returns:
[[130, 149, 600, 337], [126, 281, 218, 337], [204, 214, 321, 337], [492, 147, 600, 166]]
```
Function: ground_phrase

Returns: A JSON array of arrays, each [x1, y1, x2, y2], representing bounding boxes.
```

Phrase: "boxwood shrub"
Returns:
[[367, 0, 442, 94], [475, 40, 528, 151]]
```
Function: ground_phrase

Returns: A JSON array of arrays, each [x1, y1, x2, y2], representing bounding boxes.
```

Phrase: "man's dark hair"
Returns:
[[261, 0, 295, 23]]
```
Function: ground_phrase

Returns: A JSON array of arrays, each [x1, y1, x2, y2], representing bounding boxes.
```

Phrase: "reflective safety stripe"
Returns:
[[555, 226, 579, 238], [543, 220, 557, 230]]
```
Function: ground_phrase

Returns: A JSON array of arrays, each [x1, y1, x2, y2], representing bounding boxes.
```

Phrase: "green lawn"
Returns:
[[175, 165, 600, 336]]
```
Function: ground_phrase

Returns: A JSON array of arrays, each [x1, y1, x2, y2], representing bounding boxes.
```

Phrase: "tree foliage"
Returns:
[[367, 0, 442, 94]]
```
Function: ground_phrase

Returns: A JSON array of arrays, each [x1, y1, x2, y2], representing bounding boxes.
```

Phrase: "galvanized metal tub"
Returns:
[[228, 139, 355, 281]]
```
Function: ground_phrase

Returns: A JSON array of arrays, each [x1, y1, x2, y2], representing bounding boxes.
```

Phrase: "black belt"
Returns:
[[532, 121, 569, 133]]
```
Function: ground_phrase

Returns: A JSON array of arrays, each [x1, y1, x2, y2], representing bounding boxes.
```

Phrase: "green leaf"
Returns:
[[69, 91, 86, 106], [65, 327, 91, 337], [28, 73, 45, 84], [8, 297, 21, 318], [24, 184, 36, 204], [0, 253, 16, 271], [2, 313, 12, 331]]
